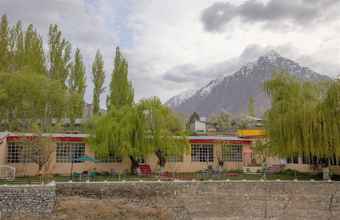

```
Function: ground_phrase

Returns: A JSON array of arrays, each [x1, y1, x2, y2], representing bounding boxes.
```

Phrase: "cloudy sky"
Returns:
[[1, 0, 340, 105]]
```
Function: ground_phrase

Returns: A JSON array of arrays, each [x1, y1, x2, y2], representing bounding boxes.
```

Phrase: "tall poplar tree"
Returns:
[[68, 48, 86, 126], [0, 14, 9, 71], [91, 50, 105, 115], [48, 24, 72, 87], [23, 24, 46, 75], [248, 96, 256, 117], [9, 21, 25, 71], [107, 47, 133, 110]]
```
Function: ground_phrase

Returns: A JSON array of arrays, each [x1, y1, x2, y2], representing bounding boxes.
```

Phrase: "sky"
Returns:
[[1, 0, 340, 106]]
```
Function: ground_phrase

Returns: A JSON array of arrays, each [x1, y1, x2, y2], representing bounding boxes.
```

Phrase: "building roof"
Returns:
[[3, 132, 251, 144], [189, 135, 247, 141], [6, 132, 89, 138]]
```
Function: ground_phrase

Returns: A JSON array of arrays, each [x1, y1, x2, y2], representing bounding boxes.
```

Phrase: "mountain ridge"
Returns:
[[166, 50, 331, 117]]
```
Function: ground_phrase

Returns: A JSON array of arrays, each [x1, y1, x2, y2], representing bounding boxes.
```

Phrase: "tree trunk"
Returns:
[[129, 156, 139, 175], [323, 159, 331, 180], [155, 149, 166, 168]]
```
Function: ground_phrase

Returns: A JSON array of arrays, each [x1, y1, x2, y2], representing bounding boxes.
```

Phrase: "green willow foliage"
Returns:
[[264, 72, 340, 159], [89, 97, 188, 167]]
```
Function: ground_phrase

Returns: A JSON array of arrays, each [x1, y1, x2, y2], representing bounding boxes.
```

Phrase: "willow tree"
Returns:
[[264, 72, 340, 168], [138, 97, 188, 169], [89, 97, 188, 174]]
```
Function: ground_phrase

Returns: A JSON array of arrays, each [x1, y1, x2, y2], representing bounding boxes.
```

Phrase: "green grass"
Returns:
[[0, 170, 327, 185]]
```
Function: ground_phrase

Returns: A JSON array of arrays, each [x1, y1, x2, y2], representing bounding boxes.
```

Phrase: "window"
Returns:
[[223, 144, 242, 162], [191, 144, 213, 162], [7, 142, 34, 163], [56, 142, 85, 163], [167, 154, 183, 163], [96, 153, 122, 163]]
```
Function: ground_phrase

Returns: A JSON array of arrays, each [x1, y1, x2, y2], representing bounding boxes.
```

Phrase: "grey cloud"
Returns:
[[162, 43, 340, 96], [162, 44, 266, 87], [201, 0, 340, 32]]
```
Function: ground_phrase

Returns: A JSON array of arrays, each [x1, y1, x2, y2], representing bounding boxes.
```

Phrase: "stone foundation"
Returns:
[[2, 181, 340, 219], [57, 181, 340, 219], [0, 185, 55, 218]]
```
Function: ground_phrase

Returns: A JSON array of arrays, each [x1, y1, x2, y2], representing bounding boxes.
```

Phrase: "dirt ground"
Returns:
[[54, 196, 171, 220]]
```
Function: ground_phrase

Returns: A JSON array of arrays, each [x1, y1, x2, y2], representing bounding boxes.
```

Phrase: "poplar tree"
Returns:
[[9, 21, 25, 71], [248, 96, 256, 117], [23, 24, 46, 75], [91, 50, 105, 115], [68, 48, 86, 126], [0, 14, 9, 71], [48, 24, 72, 86], [0, 70, 66, 132], [107, 47, 134, 110]]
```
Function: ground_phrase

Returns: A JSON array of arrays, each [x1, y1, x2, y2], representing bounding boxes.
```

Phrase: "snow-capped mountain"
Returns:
[[166, 50, 330, 116], [166, 89, 196, 107]]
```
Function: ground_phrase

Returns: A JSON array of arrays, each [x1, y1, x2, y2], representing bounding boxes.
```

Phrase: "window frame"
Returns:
[[222, 144, 243, 162], [56, 142, 85, 163], [191, 143, 214, 162], [7, 142, 34, 163]]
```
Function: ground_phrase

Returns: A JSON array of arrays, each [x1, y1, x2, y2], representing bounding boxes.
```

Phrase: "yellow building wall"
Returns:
[[0, 137, 7, 166], [4, 141, 254, 176]]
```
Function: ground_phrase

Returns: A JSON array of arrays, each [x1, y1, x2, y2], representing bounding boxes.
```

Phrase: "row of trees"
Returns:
[[0, 14, 130, 131], [0, 14, 188, 174], [0, 15, 86, 131]]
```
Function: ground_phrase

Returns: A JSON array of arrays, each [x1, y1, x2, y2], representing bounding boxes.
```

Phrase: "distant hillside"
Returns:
[[166, 51, 331, 117]]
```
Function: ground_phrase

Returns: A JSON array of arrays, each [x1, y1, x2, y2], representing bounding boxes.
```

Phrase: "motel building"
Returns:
[[1, 130, 337, 176], [0, 132, 256, 176]]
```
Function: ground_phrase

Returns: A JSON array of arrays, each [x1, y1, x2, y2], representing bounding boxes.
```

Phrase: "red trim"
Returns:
[[240, 135, 266, 139], [7, 135, 86, 143], [52, 137, 85, 142], [189, 139, 251, 145], [7, 136, 33, 142], [190, 139, 217, 144]]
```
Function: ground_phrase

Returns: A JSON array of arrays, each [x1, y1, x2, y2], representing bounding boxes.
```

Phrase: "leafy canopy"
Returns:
[[89, 97, 188, 159], [264, 71, 340, 159]]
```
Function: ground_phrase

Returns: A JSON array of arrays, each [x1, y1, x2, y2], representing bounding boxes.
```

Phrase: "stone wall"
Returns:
[[2, 181, 340, 219], [57, 181, 340, 220], [0, 185, 56, 218]]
